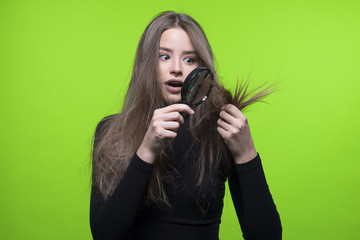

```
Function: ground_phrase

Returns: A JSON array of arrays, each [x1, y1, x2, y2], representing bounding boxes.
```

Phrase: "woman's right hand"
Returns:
[[137, 104, 194, 164]]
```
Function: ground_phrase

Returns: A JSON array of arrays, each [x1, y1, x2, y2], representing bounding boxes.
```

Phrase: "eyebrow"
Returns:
[[159, 47, 197, 55]]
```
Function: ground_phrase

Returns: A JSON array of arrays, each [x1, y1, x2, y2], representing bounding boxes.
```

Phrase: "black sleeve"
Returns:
[[228, 154, 282, 240], [89, 118, 153, 240]]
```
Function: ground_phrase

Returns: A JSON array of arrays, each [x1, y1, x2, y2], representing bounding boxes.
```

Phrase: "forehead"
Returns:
[[159, 28, 195, 50]]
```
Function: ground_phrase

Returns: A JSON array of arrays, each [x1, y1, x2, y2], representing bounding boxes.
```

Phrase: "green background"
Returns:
[[1, 0, 359, 239]]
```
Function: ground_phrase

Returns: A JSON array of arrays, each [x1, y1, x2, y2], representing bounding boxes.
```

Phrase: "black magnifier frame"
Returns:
[[181, 67, 214, 107]]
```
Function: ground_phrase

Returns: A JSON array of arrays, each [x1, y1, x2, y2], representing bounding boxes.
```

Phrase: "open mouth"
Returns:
[[165, 80, 183, 88]]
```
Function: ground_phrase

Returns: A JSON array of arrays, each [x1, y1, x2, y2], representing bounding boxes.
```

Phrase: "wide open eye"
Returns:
[[159, 54, 170, 61], [184, 57, 197, 64]]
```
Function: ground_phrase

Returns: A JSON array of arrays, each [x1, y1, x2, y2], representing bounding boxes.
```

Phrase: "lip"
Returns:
[[165, 79, 183, 93]]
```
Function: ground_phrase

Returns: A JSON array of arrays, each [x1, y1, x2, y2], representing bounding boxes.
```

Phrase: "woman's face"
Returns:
[[157, 27, 199, 103]]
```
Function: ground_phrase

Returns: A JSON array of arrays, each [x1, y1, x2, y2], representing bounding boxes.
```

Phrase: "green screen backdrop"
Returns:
[[1, 0, 359, 239]]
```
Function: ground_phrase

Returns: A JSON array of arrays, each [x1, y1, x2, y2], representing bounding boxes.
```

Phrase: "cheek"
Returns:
[[157, 63, 168, 80], [185, 65, 198, 76]]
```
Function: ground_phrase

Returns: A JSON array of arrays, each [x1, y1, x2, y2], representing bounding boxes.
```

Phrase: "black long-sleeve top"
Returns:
[[90, 116, 282, 240]]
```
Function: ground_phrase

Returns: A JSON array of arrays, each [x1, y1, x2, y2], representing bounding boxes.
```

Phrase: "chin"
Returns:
[[164, 94, 182, 104], [172, 95, 182, 103], [168, 98, 182, 104]]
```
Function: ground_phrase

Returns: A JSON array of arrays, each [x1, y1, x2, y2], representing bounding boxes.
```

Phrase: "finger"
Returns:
[[161, 129, 178, 139], [160, 121, 181, 131], [162, 104, 195, 115], [217, 126, 229, 140], [217, 118, 236, 132], [153, 110, 184, 125], [219, 110, 238, 126], [222, 104, 244, 119], [151, 123, 179, 139], [162, 111, 184, 125]]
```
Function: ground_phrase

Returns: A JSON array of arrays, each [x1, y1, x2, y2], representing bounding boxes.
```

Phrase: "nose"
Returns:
[[170, 59, 182, 77]]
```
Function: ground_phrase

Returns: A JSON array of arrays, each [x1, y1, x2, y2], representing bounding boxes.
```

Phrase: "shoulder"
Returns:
[[95, 114, 117, 133], [93, 114, 119, 147]]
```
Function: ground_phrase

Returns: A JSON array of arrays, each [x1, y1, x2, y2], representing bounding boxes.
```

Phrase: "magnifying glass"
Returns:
[[181, 67, 214, 107]]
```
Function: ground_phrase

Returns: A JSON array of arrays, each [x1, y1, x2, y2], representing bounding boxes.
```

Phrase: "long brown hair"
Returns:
[[92, 11, 273, 209]]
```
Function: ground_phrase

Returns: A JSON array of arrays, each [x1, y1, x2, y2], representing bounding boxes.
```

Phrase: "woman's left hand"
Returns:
[[217, 104, 258, 164]]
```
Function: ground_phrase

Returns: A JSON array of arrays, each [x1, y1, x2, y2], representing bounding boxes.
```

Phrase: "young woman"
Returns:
[[90, 11, 282, 240]]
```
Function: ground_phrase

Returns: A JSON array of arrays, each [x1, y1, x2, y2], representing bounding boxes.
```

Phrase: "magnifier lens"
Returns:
[[182, 67, 214, 107]]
